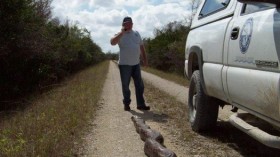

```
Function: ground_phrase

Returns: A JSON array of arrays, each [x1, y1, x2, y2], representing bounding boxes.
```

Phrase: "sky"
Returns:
[[51, 0, 193, 53]]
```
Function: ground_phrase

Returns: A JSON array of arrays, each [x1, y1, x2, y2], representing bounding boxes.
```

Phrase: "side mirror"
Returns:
[[237, 0, 280, 5]]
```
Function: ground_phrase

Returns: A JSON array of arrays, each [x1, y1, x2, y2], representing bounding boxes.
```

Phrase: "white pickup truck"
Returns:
[[184, 0, 280, 148]]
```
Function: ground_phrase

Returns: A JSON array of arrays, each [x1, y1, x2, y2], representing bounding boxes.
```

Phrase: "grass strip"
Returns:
[[143, 81, 231, 156], [143, 81, 193, 142], [0, 61, 109, 157]]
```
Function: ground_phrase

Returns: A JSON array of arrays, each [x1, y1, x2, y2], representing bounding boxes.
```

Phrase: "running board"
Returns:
[[229, 113, 280, 149]]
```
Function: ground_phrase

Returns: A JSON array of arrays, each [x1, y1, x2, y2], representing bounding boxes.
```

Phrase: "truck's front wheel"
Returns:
[[188, 70, 219, 132]]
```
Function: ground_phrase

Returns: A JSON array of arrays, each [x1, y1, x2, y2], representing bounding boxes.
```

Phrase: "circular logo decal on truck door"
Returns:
[[239, 18, 253, 54]]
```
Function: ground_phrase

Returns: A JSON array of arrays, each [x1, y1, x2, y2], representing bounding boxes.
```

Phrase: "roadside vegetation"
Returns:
[[0, 0, 105, 105], [144, 21, 189, 76], [141, 19, 191, 87], [0, 61, 109, 156], [143, 0, 201, 77]]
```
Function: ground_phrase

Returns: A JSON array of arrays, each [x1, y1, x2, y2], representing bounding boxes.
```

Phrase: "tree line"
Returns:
[[144, 21, 190, 75], [0, 0, 105, 104], [144, 0, 200, 75]]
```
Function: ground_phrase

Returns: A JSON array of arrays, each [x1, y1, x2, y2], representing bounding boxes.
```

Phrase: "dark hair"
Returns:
[[123, 16, 132, 24]]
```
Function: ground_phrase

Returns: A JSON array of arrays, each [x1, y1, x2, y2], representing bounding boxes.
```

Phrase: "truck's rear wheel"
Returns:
[[188, 70, 219, 132]]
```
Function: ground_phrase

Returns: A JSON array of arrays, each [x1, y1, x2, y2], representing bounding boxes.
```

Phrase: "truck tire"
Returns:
[[188, 70, 219, 132]]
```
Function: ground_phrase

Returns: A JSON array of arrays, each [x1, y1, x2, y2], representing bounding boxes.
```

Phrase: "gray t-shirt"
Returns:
[[118, 30, 143, 65]]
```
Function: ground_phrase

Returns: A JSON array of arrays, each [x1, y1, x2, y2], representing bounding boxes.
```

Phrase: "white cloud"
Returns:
[[51, 0, 192, 53], [115, 0, 150, 7], [132, 3, 191, 37], [89, 0, 115, 8]]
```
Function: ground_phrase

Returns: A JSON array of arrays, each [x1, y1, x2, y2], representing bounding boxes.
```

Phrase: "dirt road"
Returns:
[[83, 61, 195, 156], [81, 61, 280, 157], [82, 61, 146, 157]]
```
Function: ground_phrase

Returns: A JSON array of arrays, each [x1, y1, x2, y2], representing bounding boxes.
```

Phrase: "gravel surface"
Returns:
[[82, 61, 146, 157]]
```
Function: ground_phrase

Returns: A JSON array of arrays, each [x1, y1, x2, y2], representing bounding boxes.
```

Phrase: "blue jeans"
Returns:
[[118, 64, 145, 107]]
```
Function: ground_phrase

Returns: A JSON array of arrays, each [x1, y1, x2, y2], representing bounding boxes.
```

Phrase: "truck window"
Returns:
[[199, 0, 230, 17], [241, 3, 275, 15]]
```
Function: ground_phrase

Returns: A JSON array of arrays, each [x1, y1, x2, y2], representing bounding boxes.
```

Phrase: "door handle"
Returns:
[[231, 27, 240, 40]]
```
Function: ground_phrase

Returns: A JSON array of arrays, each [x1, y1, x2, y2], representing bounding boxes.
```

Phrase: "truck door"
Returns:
[[226, 3, 280, 122]]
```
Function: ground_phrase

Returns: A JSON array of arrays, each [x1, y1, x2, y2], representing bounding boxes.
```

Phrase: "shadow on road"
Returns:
[[202, 121, 280, 157], [129, 110, 168, 123]]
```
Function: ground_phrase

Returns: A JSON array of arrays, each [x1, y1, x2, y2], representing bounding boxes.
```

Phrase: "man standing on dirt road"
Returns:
[[110, 16, 150, 111]]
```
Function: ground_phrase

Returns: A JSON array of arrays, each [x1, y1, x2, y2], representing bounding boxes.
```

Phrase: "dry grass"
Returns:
[[143, 81, 194, 142], [142, 67, 189, 87], [143, 81, 240, 156], [0, 61, 109, 157]]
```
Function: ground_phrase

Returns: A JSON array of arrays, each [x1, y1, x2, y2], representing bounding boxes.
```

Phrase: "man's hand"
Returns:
[[110, 28, 125, 45]]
